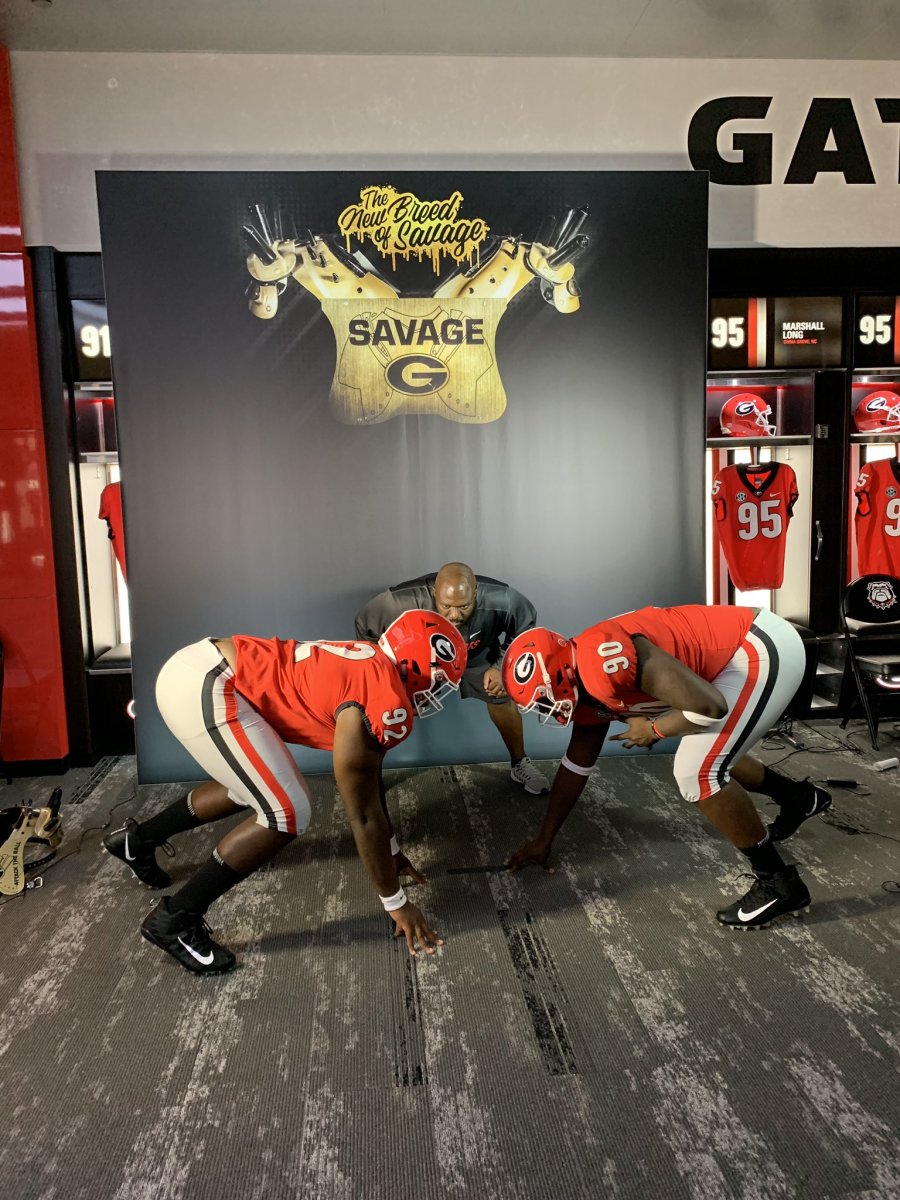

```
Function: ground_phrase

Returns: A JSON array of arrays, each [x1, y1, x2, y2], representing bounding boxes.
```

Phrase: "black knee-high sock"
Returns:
[[168, 851, 247, 917], [740, 834, 786, 877], [139, 792, 204, 846], [758, 767, 815, 809]]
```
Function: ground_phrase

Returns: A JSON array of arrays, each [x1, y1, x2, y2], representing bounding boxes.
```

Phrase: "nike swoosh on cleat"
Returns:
[[737, 898, 779, 922], [124, 833, 136, 862], [177, 937, 215, 966]]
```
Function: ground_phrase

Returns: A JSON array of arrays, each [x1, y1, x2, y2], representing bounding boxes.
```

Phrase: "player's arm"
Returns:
[[375, 765, 427, 884], [612, 637, 728, 748], [333, 707, 441, 955], [507, 721, 608, 870], [354, 591, 393, 642]]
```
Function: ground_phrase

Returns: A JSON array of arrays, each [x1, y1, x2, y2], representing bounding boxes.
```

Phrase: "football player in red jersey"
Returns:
[[104, 610, 467, 974], [502, 605, 831, 930]]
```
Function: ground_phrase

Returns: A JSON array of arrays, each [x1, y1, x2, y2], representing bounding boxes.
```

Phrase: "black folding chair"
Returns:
[[839, 574, 900, 749]]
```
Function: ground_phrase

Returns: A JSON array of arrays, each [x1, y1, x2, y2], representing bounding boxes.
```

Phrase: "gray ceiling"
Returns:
[[1, 0, 899, 58]]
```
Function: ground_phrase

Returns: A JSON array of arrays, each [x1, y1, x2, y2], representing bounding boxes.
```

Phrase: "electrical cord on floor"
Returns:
[[805, 783, 900, 895], [0, 788, 137, 910], [760, 719, 865, 770], [755, 731, 899, 891]]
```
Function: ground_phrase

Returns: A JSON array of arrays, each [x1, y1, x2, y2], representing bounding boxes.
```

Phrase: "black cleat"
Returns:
[[103, 817, 172, 889], [767, 783, 832, 843], [717, 865, 811, 930], [140, 897, 236, 975]]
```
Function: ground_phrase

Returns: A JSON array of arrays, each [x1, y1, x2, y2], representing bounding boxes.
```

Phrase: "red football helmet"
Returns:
[[852, 389, 900, 434], [501, 628, 578, 726], [719, 393, 775, 437], [378, 609, 467, 718]]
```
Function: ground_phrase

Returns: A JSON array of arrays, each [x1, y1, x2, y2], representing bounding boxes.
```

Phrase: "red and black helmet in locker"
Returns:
[[852, 389, 900, 434], [719, 393, 776, 438]]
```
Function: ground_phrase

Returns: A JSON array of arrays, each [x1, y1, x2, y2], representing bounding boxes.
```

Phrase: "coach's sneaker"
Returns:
[[767, 782, 832, 843], [510, 756, 550, 795], [716, 865, 811, 930], [140, 897, 236, 975], [103, 817, 173, 888]]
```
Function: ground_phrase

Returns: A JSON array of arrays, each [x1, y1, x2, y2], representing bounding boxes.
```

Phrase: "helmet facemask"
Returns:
[[379, 614, 466, 720], [410, 666, 458, 718], [754, 403, 776, 436]]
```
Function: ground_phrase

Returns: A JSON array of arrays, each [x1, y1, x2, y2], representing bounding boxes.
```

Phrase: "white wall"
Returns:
[[10, 51, 900, 251]]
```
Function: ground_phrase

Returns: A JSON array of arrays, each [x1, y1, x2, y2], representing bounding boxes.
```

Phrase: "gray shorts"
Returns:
[[459, 660, 507, 705]]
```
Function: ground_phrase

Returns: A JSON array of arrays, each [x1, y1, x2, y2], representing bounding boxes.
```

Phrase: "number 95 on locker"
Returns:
[[856, 295, 900, 368]]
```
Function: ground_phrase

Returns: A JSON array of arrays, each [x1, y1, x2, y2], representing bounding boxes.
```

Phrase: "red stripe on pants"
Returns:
[[696, 636, 761, 801], [223, 676, 298, 834]]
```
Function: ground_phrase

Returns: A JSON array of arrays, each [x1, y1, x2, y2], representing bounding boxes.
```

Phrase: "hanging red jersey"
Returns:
[[854, 458, 900, 575], [98, 481, 127, 582], [231, 636, 413, 751], [712, 462, 798, 590], [572, 604, 756, 722]]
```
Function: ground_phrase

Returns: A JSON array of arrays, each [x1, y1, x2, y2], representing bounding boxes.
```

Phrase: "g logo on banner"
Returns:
[[385, 354, 450, 395]]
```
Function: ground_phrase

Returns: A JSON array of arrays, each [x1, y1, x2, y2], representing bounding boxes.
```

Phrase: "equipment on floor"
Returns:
[[0, 788, 63, 895]]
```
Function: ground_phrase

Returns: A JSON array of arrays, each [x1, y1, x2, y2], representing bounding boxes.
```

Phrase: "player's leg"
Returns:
[[729, 755, 831, 842], [139, 639, 313, 974], [674, 612, 813, 929], [462, 665, 549, 794], [103, 780, 242, 889]]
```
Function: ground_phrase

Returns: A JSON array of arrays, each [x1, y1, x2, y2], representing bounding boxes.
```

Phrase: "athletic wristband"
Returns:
[[561, 753, 593, 777], [389, 835, 400, 856], [650, 719, 665, 741], [682, 710, 721, 727], [379, 886, 407, 912]]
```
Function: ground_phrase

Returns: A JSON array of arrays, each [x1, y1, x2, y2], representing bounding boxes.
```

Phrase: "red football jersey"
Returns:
[[854, 458, 900, 575], [98, 481, 127, 582], [712, 462, 798, 590], [232, 637, 413, 751], [572, 605, 756, 722]]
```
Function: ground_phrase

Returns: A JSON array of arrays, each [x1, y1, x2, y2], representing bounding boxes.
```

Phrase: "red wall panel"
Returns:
[[0, 253, 42, 429], [0, 45, 68, 762], [0, 49, 21, 254], [0, 596, 67, 754]]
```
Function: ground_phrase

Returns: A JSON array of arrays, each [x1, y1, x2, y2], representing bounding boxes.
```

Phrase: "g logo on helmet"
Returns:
[[385, 354, 450, 396], [735, 401, 757, 416], [513, 652, 536, 685], [431, 633, 457, 663], [867, 580, 897, 610]]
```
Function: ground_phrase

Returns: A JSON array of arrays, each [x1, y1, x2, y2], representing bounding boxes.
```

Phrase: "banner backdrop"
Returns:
[[96, 170, 708, 781]]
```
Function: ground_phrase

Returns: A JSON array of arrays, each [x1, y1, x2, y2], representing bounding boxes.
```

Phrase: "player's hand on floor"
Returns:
[[394, 851, 427, 885], [506, 837, 553, 872], [391, 902, 443, 956]]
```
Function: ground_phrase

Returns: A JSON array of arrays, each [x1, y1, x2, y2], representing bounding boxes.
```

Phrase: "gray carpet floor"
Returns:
[[1, 720, 899, 1200]]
